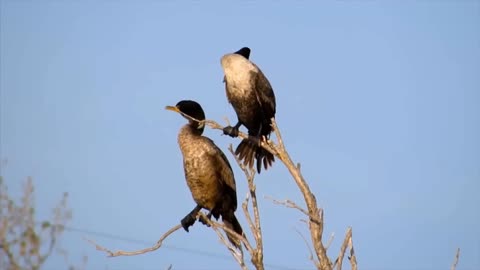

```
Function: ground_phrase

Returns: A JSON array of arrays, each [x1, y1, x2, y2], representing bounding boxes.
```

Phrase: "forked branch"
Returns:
[[197, 212, 248, 270], [268, 118, 331, 270], [333, 227, 357, 270], [228, 144, 265, 270], [204, 116, 333, 269], [264, 196, 321, 224], [86, 224, 182, 257]]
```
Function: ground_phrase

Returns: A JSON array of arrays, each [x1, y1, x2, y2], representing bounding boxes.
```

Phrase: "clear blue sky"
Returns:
[[1, 1, 479, 269]]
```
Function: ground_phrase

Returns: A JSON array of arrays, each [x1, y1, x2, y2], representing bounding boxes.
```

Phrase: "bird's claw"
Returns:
[[223, 126, 239, 138], [199, 213, 212, 227], [181, 214, 196, 232]]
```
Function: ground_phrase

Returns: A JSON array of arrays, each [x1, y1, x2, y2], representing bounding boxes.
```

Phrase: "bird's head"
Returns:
[[234, 47, 251, 59], [165, 100, 206, 131], [221, 47, 251, 83]]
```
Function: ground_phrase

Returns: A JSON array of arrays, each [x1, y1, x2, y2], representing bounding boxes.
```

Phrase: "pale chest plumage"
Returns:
[[221, 54, 263, 129], [221, 54, 259, 98]]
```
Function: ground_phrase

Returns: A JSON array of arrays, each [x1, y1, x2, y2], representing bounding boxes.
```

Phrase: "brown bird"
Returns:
[[221, 47, 276, 173], [166, 100, 243, 248]]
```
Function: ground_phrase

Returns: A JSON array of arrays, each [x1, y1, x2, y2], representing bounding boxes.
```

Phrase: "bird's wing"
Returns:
[[224, 79, 233, 104], [251, 65, 276, 118], [204, 137, 237, 192]]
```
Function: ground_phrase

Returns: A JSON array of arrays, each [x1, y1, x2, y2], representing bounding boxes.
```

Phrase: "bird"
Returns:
[[220, 47, 276, 173], [165, 100, 243, 248]]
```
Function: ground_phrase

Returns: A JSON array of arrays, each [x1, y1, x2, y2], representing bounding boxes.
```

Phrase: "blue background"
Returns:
[[1, 1, 479, 269]]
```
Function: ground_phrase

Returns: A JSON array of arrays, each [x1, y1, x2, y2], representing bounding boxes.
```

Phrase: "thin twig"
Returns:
[[228, 144, 265, 270], [206, 119, 277, 155], [223, 116, 231, 127], [333, 227, 352, 270], [242, 195, 256, 239], [264, 195, 322, 224], [85, 224, 182, 257], [173, 111, 277, 156], [293, 227, 319, 268], [2, 240, 20, 270], [197, 212, 248, 270], [348, 232, 357, 270], [450, 248, 460, 270], [199, 212, 253, 255], [325, 233, 335, 250], [269, 118, 331, 270]]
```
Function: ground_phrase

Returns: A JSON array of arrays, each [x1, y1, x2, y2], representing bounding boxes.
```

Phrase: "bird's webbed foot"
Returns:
[[223, 122, 241, 138], [198, 212, 212, 227], [181, 205, 202, 232], [181, 214, 196, 232], [223, 126, 239, 138]]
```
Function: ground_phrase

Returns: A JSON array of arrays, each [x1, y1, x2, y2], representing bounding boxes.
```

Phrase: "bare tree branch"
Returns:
[[200, 116, 331, 269], [333, 227, 352, 270], [196, 212, 248, 270], [228, 144, 264, 270], [348, 232, 357, 270], [325, 233, 335, 250], [242, 195, 256, 243], [293, 227, 319, 268], [87, 209, 256, 270], [205, 119, 278, 156], [332, 227, 357, 270], [264, 196, 321, 224], [268, 118, 331, 270], [450, 248, 460, 270], [85, 224, 182, 257], [1, 177, 75, 270]]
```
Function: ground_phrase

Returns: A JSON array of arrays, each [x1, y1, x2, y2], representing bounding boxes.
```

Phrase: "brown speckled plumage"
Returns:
[[166, 100, 243, 248]]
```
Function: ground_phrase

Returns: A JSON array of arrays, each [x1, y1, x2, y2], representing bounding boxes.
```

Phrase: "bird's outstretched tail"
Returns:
[[222, 212, 243, 248], [235, 139, 275, 173]]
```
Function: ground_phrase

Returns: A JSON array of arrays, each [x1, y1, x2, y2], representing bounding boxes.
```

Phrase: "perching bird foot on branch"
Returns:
[[181, 205, 209, 232], [180, 213, 196, 232], [198, 212, 212, 227], [223, 125, 240, 138]]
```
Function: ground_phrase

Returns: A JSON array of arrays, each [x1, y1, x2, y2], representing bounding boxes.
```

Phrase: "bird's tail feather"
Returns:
[[235, 139, 274, 173], [222, 212, 243, 248]]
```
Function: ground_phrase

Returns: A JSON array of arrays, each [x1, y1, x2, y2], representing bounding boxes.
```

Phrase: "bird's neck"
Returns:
[[178, 123, 203, 140], [178, 124, 204, 155]]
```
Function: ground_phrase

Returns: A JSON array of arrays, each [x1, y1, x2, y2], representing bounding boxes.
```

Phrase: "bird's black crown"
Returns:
[[176, 100, 206, 122], [234, 47, 251, 60]]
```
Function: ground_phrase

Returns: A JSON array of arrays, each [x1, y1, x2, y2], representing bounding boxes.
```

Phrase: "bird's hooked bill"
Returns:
[[165, 105, 180, 113], [165, 105, 193, 121]]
